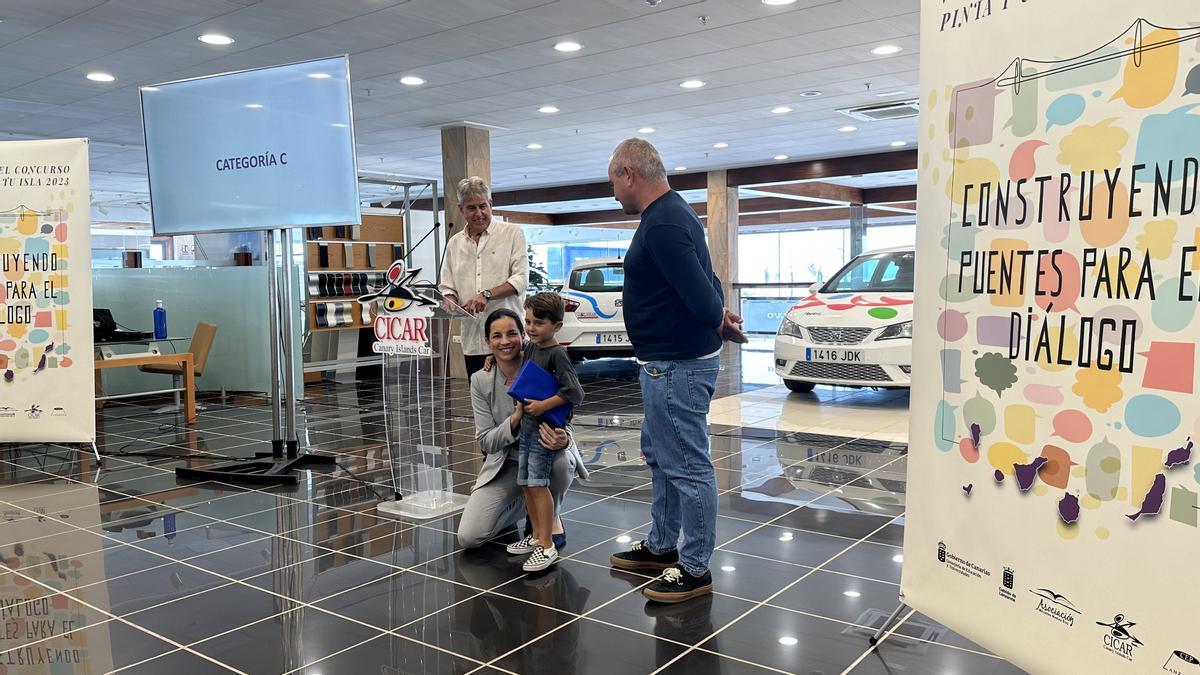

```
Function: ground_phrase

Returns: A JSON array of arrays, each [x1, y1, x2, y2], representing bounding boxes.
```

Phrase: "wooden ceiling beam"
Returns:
[[743, 181, 863, 204], [862, 184, 917, 204], [494, 210, 554, 225], [729, 150, 916, 186]]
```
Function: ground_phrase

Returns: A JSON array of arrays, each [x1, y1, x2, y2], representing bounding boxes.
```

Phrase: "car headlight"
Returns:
[[876, 321, 912, 341], [778, 317, 805, 339]]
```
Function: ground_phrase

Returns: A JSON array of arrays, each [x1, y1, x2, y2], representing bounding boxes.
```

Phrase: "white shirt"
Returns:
[[438, 220, 528, 356]]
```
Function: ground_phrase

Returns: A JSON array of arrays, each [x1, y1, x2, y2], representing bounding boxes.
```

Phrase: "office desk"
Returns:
[[94, 339, 195, 423]]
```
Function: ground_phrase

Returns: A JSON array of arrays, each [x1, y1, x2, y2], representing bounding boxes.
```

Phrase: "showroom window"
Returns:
[[738, 227, 851, 284], [863, 223, 916, 252], [523, 223, 633, 286]]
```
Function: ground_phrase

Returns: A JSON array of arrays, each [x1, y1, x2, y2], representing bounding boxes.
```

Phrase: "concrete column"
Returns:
[[706, 170, 739, 310], [440, 125, 492, 238], [440, 125, 491, 379], [849, 203, 866, 258]]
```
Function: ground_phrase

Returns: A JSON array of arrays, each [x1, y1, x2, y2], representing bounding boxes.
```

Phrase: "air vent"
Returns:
[[837, 99, 920, 122]]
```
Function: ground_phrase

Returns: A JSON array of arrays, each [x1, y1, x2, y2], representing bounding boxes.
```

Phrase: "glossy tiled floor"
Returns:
[[0, 348, 1026, 674]]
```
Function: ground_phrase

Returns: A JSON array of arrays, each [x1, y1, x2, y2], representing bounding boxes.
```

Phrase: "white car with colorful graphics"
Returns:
[[557, 258, 633, 359], [774, 247, 915, 392]]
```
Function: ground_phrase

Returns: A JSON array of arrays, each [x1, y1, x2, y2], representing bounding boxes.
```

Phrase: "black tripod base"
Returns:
[[175, 446, 338, 486]]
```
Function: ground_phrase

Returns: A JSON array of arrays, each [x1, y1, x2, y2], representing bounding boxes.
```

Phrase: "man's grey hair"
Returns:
[[609, 138, 667, 182], [457, 176, 491, 203]]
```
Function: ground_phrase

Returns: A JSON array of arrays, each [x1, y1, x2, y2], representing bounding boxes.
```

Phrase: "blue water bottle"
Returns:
[[153, 300, 168, 339]]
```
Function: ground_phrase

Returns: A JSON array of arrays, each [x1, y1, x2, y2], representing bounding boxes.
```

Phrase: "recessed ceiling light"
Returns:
[[893, 554, 904, 563], [679, 79, 706, 89], [797, 90, 822, 98], [876, 90, 907, 97], [244, 103, 263, 109], [890, 140, 908, 147], [770, 106, 793, 114], [871, 44, 903, 56], [843, 591, 862, 598], [526, 143, 543, 149], [400, 75, 425, 86], [774, 154, 789, 160], [674, 166, 688, 171], [86, 72, 116, 83], [838, 125, 858, 132], [554, 40, 582, 52], [720, 565, 737, 572], [712, 142, 728, 148], [638, 126, 656, 134], [778, 637, 799, 646], [537, 105, 559, 114], [198, 33, 235, 46], [763, 0, 797, 5], [308, 72, 332, 79]]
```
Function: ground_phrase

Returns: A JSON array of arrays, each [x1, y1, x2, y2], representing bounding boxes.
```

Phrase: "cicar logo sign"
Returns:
[[358, 259, 437, 356]]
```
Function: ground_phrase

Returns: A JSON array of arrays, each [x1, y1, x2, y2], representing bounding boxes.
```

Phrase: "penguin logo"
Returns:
[[357, 258, 437, 315]]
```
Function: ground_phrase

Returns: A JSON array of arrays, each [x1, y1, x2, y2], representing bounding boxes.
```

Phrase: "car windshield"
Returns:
[[569, 264, 623, 292], [821, 251, 915, 293]]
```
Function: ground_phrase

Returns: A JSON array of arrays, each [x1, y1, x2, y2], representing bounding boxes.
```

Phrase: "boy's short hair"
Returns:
[[525, 292, 565, 323]]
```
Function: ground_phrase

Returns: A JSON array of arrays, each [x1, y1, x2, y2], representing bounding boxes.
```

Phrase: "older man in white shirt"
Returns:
[[438, 176, 529, 377]]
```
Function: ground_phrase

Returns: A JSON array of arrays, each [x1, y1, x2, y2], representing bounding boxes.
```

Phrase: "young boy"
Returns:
[[506, 292, 585, 572]]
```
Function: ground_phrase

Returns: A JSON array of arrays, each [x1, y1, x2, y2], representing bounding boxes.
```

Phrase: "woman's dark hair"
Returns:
[[484, 308, 524, 337]]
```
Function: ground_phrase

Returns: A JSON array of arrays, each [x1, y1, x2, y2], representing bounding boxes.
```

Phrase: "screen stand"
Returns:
[[176, 228, 335, 485]]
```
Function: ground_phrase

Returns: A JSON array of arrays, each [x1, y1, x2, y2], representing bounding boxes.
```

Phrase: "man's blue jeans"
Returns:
[[639, 357, 720, 576]]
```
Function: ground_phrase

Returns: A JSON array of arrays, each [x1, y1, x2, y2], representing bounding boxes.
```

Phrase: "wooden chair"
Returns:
[[140, 322, 217, 411]]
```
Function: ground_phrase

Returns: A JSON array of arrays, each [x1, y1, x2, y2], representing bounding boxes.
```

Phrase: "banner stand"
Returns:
[[176, 229, 335, 485], [869, 601, 909, 645]]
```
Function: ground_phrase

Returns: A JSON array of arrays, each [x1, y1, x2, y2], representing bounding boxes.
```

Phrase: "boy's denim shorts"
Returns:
[[517, 424, 553, 487]]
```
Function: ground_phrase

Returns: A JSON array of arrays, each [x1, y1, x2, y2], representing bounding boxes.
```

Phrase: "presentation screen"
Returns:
[[141, 55, 360, 236]]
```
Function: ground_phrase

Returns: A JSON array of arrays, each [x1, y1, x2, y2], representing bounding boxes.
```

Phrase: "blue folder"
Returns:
[[508, 360, 573, 428]]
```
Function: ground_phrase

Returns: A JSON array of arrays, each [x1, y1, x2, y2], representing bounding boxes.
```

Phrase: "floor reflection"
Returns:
[[0, 347, 1024, 674]]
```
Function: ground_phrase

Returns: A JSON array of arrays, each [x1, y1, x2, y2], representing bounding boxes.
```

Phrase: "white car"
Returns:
[[774, 246, 915, 392], [557, 257, 634, 359]]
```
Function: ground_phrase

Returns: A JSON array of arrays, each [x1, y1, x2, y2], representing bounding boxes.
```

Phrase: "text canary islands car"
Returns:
[[774, 247, 915, 392], [556, 257, 633, 360]]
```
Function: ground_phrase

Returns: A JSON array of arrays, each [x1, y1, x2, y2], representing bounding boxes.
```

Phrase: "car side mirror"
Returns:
[[808, 282, 822, 296]]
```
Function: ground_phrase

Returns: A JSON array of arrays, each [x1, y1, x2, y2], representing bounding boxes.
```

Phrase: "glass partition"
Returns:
[[92, 264, 302, 398]]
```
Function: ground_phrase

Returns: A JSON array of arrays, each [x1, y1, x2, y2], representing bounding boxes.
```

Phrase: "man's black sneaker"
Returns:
[[643, 566, 713, 604], [610, 540, 679, 572]]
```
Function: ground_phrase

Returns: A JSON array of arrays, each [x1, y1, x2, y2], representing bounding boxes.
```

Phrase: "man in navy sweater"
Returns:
[[607, 138, 747, 603]]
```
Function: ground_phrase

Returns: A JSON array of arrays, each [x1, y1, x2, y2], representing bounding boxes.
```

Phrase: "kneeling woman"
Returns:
[[457, 308, 587, 548]]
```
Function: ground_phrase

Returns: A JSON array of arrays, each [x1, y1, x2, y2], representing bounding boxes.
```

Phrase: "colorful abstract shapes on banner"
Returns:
[[963, 391, 997, 434], [1072, 366, 1123, 413], [1125, 394, 1181, 437], [1138, 341, 1195, 393], [1085, 437, 1123, 501], [1038, 444, 1075, 489], [1111, 28, 1180, 109], [1057, 117, 1128, 173], [1046, 93, 1086, 130], [1005, 70, 1040, 138], [951, 79, 1000, 148], [1052, 409, 1093, 443]]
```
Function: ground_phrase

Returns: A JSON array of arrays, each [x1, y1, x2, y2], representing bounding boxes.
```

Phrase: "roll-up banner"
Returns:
[[906, 3, 1200, 672], [0, 139, 93, 443]]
